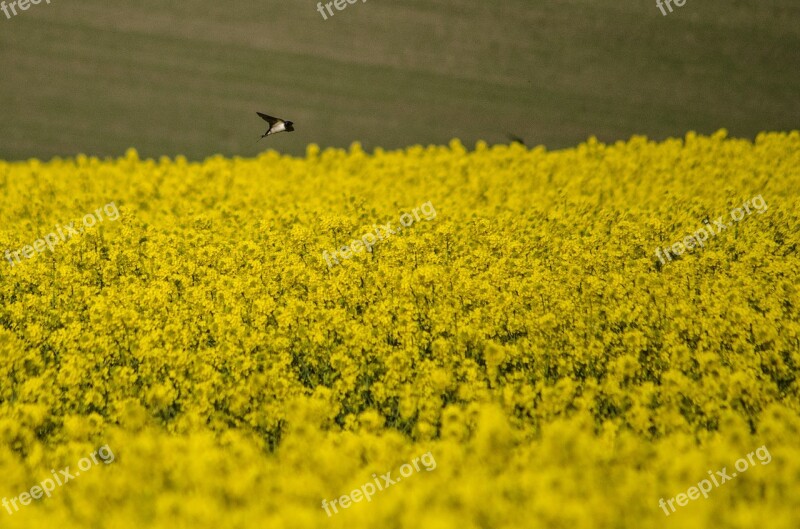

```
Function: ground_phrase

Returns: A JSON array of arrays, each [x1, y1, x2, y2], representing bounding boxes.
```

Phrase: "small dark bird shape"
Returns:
[[256, 112, 294, 140], [506, 133, 526, 146]]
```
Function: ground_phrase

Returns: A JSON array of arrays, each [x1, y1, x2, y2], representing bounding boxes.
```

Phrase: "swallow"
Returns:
[[256, 112, 294, 140]]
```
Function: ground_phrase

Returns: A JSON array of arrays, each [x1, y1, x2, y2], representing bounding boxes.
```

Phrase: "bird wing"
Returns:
[[257, 112, 281, 126]]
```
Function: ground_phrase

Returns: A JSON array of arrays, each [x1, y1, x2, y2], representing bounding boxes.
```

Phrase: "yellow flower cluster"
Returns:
[[0, 131, 799, 529]]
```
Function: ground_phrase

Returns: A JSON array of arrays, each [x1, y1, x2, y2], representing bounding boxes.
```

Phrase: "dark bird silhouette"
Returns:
[[506, 133, 526, 146], [256, 112, 294, 141]]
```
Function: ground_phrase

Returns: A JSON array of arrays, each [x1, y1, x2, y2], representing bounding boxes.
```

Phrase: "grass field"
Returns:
[[1, 1, 798, 159]]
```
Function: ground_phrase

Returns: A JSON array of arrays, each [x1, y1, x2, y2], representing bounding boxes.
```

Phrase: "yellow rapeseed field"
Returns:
[[1, 131, 799, 529]]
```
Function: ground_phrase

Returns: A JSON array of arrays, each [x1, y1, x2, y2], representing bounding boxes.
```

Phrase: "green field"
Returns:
[[0, 0, 798, 159]]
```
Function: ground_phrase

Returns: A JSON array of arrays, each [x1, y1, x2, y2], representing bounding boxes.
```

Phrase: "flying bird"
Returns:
[[256, 112, 294, 140]]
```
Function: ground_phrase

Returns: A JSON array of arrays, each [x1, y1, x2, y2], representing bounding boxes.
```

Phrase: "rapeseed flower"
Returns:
[[0, 131, 799, 528]]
